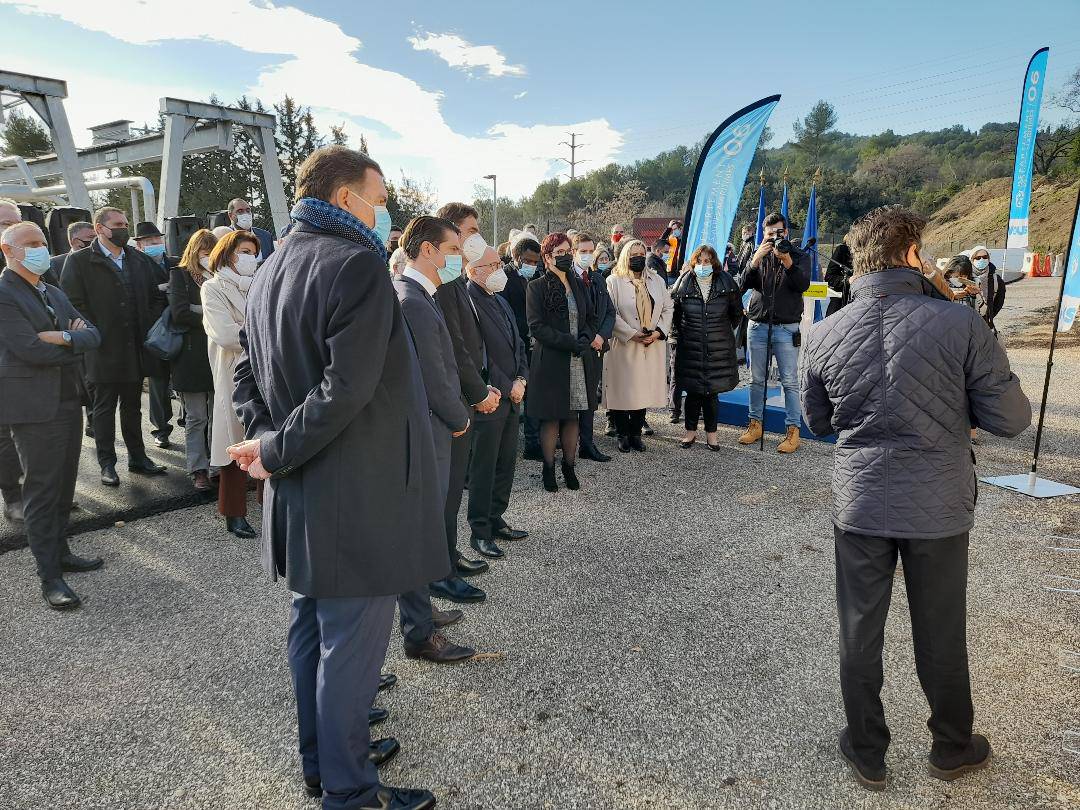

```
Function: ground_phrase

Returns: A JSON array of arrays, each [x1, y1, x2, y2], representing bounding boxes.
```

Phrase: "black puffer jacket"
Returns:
[[671, 269, 743, 395]]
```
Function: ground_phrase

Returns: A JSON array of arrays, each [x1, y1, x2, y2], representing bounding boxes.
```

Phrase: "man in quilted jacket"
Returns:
[[800, 206, 1031, 792]]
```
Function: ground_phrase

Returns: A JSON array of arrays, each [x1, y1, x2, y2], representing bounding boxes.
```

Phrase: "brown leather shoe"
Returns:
[[432, 607, 463, 628], [192, 470, 214, 492], [777, 425, 801, 454], [738, 419, 763, 445]]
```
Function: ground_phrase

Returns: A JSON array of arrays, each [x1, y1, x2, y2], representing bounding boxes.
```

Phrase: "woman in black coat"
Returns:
[[825, 242, 853, 317], [670, 244, 742, 450], [525, 232, 600, 492], [169, 229, 217, 492]]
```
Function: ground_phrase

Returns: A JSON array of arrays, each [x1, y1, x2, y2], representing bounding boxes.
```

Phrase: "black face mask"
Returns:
[[388, 239, 399, 253], [553, 254, 572, 272], [629, 256, 646, 273], [107, 227, 130, 248]]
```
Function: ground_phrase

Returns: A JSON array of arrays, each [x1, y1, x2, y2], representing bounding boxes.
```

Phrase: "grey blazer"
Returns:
[[0, 269, 100, 425], [393, 274, 470, 436]]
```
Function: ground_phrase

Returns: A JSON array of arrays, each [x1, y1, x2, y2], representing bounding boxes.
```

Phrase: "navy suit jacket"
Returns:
[[468, 280, 528, 422], [0, 269, 100, 424]]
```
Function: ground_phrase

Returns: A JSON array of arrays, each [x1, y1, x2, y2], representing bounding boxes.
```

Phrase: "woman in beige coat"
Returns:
[[202, 230, 260, 539], [604, 239, 674, 453]]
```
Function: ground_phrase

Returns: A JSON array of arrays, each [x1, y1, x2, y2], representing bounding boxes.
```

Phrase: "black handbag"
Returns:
[[144, 306, 185, 360]]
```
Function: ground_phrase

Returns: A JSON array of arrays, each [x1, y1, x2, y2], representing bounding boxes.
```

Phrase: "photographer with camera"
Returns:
[[738, 212, 812, 453]]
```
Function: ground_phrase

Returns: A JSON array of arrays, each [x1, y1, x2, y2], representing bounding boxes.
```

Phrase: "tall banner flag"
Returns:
[[1006, 47, 1049, 249], [1056, 190, 1080, 332], [801, 182, 821, 321], [780, 179, 789, 220], [755, 177, 768, 246]]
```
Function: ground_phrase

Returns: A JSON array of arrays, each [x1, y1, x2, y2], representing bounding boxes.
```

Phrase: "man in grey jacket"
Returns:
[[800, 206, 1031, 792]]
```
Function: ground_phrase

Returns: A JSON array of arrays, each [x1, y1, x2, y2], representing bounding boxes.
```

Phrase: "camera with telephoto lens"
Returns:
[[767, 236, 793, 254]]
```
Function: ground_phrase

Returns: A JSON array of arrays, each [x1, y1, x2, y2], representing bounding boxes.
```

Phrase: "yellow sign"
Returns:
[[804, 281, 829, 300]]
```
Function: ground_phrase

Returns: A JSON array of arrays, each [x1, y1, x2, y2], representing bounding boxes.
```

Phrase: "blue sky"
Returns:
[[1, 0, 1079, 203]]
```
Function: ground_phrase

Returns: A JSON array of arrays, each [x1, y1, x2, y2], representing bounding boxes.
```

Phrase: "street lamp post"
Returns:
[[483, 174, 497, 247]]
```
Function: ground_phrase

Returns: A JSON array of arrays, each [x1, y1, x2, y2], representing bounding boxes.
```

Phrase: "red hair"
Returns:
[[540, 232, 570, 257]]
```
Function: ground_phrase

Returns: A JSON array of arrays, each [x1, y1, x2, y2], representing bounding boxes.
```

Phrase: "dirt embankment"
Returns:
[[923, 176, 1079, 256]]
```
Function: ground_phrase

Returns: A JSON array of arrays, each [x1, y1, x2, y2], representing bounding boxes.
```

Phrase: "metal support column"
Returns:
[[244, 124, 289, 234], [157, 113, 193, 226]]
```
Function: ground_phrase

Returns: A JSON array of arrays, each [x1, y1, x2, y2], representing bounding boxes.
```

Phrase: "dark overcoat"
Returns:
[[167, 265, 214, 393], [233, 221, 449, 598]]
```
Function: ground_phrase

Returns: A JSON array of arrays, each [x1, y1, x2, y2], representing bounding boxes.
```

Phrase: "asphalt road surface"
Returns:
[[1, 278, 1077, 809]]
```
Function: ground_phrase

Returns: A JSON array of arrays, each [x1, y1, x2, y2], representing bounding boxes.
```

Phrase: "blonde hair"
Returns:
[[179, 229, 218, 280], [612, 238, 648, 279]]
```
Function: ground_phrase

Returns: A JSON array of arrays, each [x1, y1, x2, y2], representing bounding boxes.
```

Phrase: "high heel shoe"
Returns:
[[561, 460, 580, 490], [541, 463, 559, 492]]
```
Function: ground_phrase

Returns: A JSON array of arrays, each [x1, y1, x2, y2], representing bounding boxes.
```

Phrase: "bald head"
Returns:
[[1, 221, 48, 276]]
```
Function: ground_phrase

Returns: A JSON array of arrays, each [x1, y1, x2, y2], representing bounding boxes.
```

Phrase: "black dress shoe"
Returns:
[[84, 425, 95, 438], [379, 672, 398, 691], [561, 461, 580, 491], [579, 443, 612, 462], [605, 425, 618, 437], [226, 516, 257, 538], [369, 706, 389, 725], [432, 607, 463, 628], [494, 526, 528, 541], [839, 729, 886, 791], [643, 421, 655, 436], [429, 575, 486, 603], [60, 553, 104, 573], [629, 435, 647, 452], [154, 437, 171, 449], [100, 465, 120, 487], [3, 500, 24, 523], [522, 446, 543, 461], [470, 535, 505, 559], [41, 577, 81, 611], [128, 457, 167, 476], [361, 786, 437, 810], [928, 733, 993, 781], [669, 412, 682, 424], [404, 631, 476, 663], [617, 436, 631, 453], [369, 736, 401, 768], [454, 555, 489, 577]]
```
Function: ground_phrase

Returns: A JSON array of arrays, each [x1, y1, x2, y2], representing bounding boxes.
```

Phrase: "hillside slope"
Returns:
[[924, 176, 1080, 255]]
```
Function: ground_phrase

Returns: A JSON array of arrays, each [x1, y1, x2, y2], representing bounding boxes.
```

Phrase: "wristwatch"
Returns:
[[62, 330, 72, 345]]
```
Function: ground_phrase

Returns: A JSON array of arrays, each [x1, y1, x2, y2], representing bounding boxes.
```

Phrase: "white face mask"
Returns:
[[484, 267, 508, 293], [462, 233, 488, 264], [577, 252, 595, 269], [199, 255, 211, 271], [235, 212, 254, 230], [234, 252, 258, 276]]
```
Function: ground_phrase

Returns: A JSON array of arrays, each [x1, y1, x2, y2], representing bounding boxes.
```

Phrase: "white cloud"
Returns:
[[408, 32, 525, 78], [7, 0, 621, 203], [514, 91, 528, 100]]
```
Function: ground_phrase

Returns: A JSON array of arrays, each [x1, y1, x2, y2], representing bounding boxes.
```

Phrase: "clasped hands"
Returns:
[[37, 317, 89, 346], [227, 438, 272, 480], [631, 329, 659, 347], [475, 385, 502, 414]]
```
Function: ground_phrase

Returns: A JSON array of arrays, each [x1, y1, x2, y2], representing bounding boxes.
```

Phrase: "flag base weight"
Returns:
[[980, 474, 1080, 499]]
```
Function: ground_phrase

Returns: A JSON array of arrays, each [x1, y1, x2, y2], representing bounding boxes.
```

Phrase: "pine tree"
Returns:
[[330, 125, 349, 147], [358, 134, 369, 155], [1, 109, 53, 158]]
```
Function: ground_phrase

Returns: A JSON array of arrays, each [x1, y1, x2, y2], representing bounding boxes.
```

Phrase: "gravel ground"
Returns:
[[1, 278, 1077, 810]]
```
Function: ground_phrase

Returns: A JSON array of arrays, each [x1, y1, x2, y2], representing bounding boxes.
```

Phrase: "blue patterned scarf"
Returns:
[[290, 197, 388, 263]]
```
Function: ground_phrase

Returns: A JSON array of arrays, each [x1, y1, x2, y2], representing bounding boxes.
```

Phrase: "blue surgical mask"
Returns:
[[438, 253, 463, 284], [972, 258, 989, 271], [348, 188, 392, 244], [143, 244, 166, 259], [20, 245, 52, 276], [672, 228, 682, 238], [597, 262, 610, 272], [518, 263, 537, 279], [694, 264, 713, 279]]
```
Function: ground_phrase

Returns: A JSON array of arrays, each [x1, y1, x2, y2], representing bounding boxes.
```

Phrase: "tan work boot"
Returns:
[[777, 425, 801, 454], [738, 419, 763, 445]]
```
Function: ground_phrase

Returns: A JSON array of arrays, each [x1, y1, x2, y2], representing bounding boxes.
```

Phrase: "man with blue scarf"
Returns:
[[231, 146, 443, 810]]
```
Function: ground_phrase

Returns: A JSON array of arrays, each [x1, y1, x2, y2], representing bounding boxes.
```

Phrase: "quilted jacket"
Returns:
[[800, 268, 1031, 539]]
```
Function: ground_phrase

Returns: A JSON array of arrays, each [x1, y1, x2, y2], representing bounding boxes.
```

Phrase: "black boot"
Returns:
[[617, 435, 632, 453], [541, 463, 558, 492], [226, 516, 256, 538], [561, 460, 580, 490]]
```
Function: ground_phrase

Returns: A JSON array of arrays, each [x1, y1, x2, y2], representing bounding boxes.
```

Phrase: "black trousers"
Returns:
[[148, 374, 173, 440], [468, 408, 519, 541], [834, 526, 974, 769], [0, 425, 22, 505], [444, 427, 474, 562], [10, 400, 82, 580], [92, 380, 148, 468], [684, 392, 718, 432], [610, 409, 646, 437]]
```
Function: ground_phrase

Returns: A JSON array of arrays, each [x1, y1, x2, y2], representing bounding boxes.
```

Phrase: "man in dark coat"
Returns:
[[800, 206, 1032, 792], [134, 221, 177, 449], [226, 197, 276, 264], [48, 220, 94, 287], [502, 236, 542, 459], [0, 221, 102, 611], [570, 232, 615, 462], [230, 146, 442, 810], [0, 199, 25, 524], [61, 207, 167, 486], [432, 202, 502, 604], [392, 215, 476, 664], [465, 245, 530, 560]]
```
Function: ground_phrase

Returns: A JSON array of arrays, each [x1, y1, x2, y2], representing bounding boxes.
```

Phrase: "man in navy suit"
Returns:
[[230, 146, 442, 809], [392, 215, 478, 664], [0, 221, 102, 610], [226, 197, 275, 264]]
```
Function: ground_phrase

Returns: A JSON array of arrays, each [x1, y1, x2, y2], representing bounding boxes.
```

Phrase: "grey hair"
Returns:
[[1, 220, 41, 245]]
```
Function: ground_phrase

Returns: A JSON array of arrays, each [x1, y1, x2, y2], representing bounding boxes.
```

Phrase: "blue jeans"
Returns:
[[748, 320, 801, 427]]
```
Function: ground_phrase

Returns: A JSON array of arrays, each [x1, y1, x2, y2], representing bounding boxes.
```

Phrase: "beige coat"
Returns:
[[603, 271, 674, 410], [201, 273, 248, 468]]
